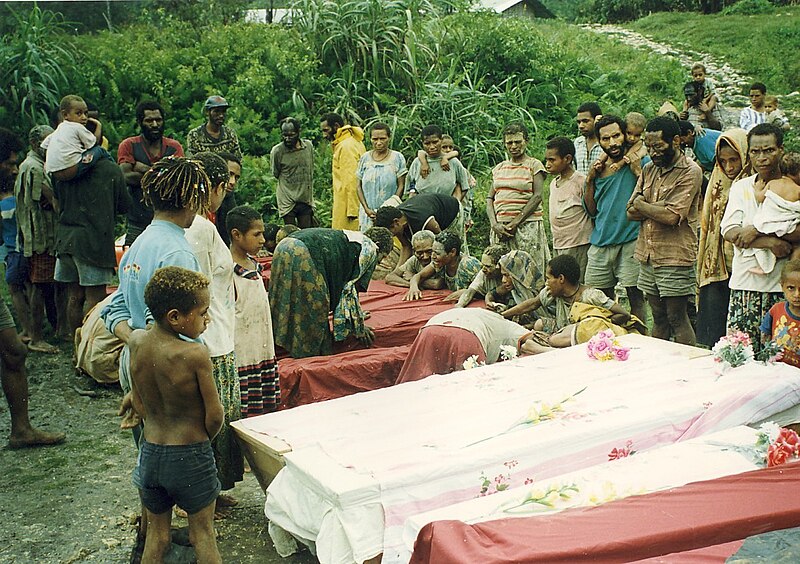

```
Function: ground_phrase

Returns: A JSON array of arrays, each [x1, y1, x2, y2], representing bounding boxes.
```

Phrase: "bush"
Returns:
[[721, 0, 774, 14], [70, 20, 325, 156]]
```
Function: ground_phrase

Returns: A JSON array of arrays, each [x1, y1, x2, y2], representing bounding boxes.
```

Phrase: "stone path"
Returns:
[[581, 23, 749, 127]]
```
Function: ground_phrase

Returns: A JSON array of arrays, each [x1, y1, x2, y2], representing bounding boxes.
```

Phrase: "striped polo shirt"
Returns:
[[491, 155, 546, 223]]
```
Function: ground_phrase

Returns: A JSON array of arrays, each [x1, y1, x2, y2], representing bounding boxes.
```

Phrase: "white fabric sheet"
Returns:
[[239, 335, 800, 564], [401, 425, 764, 560]]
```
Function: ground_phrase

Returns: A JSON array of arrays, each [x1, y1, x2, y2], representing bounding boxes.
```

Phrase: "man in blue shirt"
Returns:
[[583, 115, 647, 323], [678, 120, 721, 174]]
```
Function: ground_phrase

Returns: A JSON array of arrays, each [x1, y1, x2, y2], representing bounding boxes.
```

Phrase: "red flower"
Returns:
[[777, 428, 800, 455], [767, 443, 793, 467]]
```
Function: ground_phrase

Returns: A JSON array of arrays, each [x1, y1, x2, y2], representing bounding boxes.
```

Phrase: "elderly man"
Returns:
[[271, 117, 314, 228], [627, 116, 703, 345], [321, 112, 365, 230], [118, 101, 184, 246], [15, 126, 60, 353], [0, 127, 65, 448], [385, 230, 444, 289]]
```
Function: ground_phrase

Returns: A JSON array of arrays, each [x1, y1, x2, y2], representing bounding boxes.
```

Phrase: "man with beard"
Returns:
[[118, 101, 184, 246], [627, 116, 702, 345], [573, 101, 603, 175], [583, 115, 647, 323], [0, 127, 66, 448], [270, 117, 315, 227]]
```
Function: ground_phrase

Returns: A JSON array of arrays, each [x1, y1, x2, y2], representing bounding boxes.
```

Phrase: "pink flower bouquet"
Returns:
[[586, 329, 630, 362]]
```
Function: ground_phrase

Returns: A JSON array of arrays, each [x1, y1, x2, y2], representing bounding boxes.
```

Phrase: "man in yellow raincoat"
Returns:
[[321, 113, 365, 230]]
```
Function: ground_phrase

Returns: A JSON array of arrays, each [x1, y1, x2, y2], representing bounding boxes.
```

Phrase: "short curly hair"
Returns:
[[365, 226, 394, 256], [144, 266, 209, 322]]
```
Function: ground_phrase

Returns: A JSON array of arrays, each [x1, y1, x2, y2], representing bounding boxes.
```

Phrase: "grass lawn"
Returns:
[[629, 7, 800, 94]]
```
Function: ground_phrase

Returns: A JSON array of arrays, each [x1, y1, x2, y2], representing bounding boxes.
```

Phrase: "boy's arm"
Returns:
[[87, 118, 103, 145], [417, 150, 430, 179], [439, 150, 458, 171], [759, 310, 774, 344], [194, 347, 224, 439], [501, 296, 542, 320]]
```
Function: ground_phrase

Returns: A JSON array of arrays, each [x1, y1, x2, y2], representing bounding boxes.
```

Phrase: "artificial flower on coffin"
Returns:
[[712, 331, 754, 368], [756, 422, 800, 468], [586, 329, 630, 361]]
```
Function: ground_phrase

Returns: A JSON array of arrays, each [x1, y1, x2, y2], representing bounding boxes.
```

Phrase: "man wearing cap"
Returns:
[[185, 95, 242, 160]]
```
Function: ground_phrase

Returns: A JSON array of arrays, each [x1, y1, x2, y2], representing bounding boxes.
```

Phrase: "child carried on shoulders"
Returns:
[[41, 94, 112, 182]]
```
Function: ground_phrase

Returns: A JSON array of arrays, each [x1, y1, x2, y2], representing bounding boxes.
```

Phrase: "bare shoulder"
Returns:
[[767, 178, 800, 202]]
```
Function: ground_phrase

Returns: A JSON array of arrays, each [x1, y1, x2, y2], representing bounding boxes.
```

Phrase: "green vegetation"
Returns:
[[5, 0, 788, 247], [629, 6, 800, 93]]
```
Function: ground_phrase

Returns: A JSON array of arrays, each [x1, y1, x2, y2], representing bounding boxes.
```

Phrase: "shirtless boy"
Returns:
[[129, 266, 223, 564]]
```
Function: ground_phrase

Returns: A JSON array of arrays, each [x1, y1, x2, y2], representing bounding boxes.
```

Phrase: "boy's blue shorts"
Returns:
[[5, 251, 29, 286], [133, 440, 221, 515]]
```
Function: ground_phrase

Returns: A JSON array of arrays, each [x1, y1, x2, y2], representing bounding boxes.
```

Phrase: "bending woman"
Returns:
[[270, 227, 393, 358], [396, 308, 527, 384]]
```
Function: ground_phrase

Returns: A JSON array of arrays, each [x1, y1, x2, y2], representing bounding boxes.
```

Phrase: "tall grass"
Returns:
[[0, 6, 77, 136]]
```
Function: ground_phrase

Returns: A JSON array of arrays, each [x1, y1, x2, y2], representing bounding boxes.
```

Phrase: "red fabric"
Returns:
[[259, 259, 482, 408], [396, 325, 486, 384], [410, 462, 800, 564], [255, 255, 272, 286], [279, 345, 410, 409]]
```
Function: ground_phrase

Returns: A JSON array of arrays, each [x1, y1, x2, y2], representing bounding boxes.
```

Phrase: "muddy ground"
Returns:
[[0, 343, 315, 563]]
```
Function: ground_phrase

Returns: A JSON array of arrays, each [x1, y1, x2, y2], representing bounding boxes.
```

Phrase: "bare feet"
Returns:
[[216, 493, 238, 507], [18, 333, 31, 344], [175, 505, 231, 520], [8, 428, 66, 449], [27, 341, 60, 354]]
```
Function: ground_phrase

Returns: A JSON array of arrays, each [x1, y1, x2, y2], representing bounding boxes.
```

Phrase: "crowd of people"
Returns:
[[0, 64, 798, 561]]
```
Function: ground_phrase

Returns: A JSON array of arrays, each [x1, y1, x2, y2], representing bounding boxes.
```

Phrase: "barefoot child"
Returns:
[[129, 266, 223, 563], [760, 259, 800, 368], [227, 205, 279, 417], [41, 95, 112, 182]]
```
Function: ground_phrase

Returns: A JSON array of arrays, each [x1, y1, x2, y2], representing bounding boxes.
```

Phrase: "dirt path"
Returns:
[[582, 23, 749, 127], [0, 345, 314, 563]]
